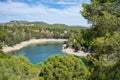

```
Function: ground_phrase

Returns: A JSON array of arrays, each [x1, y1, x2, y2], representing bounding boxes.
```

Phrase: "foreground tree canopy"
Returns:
[[0, 51, 90, 80], [0, 51, 43, 80], [40, 54, 90, 80], [82, 0, 120, 36], [67, 0, 120, 79], [82, 0, 120, 80]]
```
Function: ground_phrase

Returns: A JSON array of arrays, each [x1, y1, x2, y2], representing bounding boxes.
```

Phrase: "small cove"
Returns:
[[9, 42, 65, 64]]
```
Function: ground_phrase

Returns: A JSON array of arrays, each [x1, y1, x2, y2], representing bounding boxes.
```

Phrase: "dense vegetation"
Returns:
[[0, 51, 43, 80], [0, 21, 86, 48], [67, 0, 120, 80], [0, 51, 90, 80], [0, 0, 120, 80], [40, 54, 90, 80]]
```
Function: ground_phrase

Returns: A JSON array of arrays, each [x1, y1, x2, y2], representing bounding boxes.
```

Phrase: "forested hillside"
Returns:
[[0, 21, 86, 48]]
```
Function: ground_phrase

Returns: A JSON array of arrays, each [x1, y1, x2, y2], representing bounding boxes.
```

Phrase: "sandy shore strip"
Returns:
[[62, 46, 89, 57], [2, 39, 67, 53]]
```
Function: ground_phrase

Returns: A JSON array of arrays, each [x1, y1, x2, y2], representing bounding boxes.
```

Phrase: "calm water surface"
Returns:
[[10, 42, 65, 64]]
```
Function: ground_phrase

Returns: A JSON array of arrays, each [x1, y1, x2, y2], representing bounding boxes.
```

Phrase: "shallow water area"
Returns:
[[9, 42, 65, 64]]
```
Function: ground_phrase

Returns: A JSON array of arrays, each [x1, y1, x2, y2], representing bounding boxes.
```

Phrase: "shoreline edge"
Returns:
[[2, 39, 67, 53]]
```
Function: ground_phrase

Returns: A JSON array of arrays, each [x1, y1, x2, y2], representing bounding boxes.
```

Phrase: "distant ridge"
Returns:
[[1, 20, 86, 28]]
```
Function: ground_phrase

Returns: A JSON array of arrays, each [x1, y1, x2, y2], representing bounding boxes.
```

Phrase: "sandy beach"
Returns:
[[2, 39, 90, 57], [62, 45, 89, 57], [2, 39, 67, 53]]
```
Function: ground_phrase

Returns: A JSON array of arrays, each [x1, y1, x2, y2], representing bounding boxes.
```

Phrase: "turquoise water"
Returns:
[[10, 42, 65, 64]]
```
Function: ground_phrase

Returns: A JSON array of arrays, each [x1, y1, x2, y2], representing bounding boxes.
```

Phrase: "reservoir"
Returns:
[[10, 42, 65, 64]]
